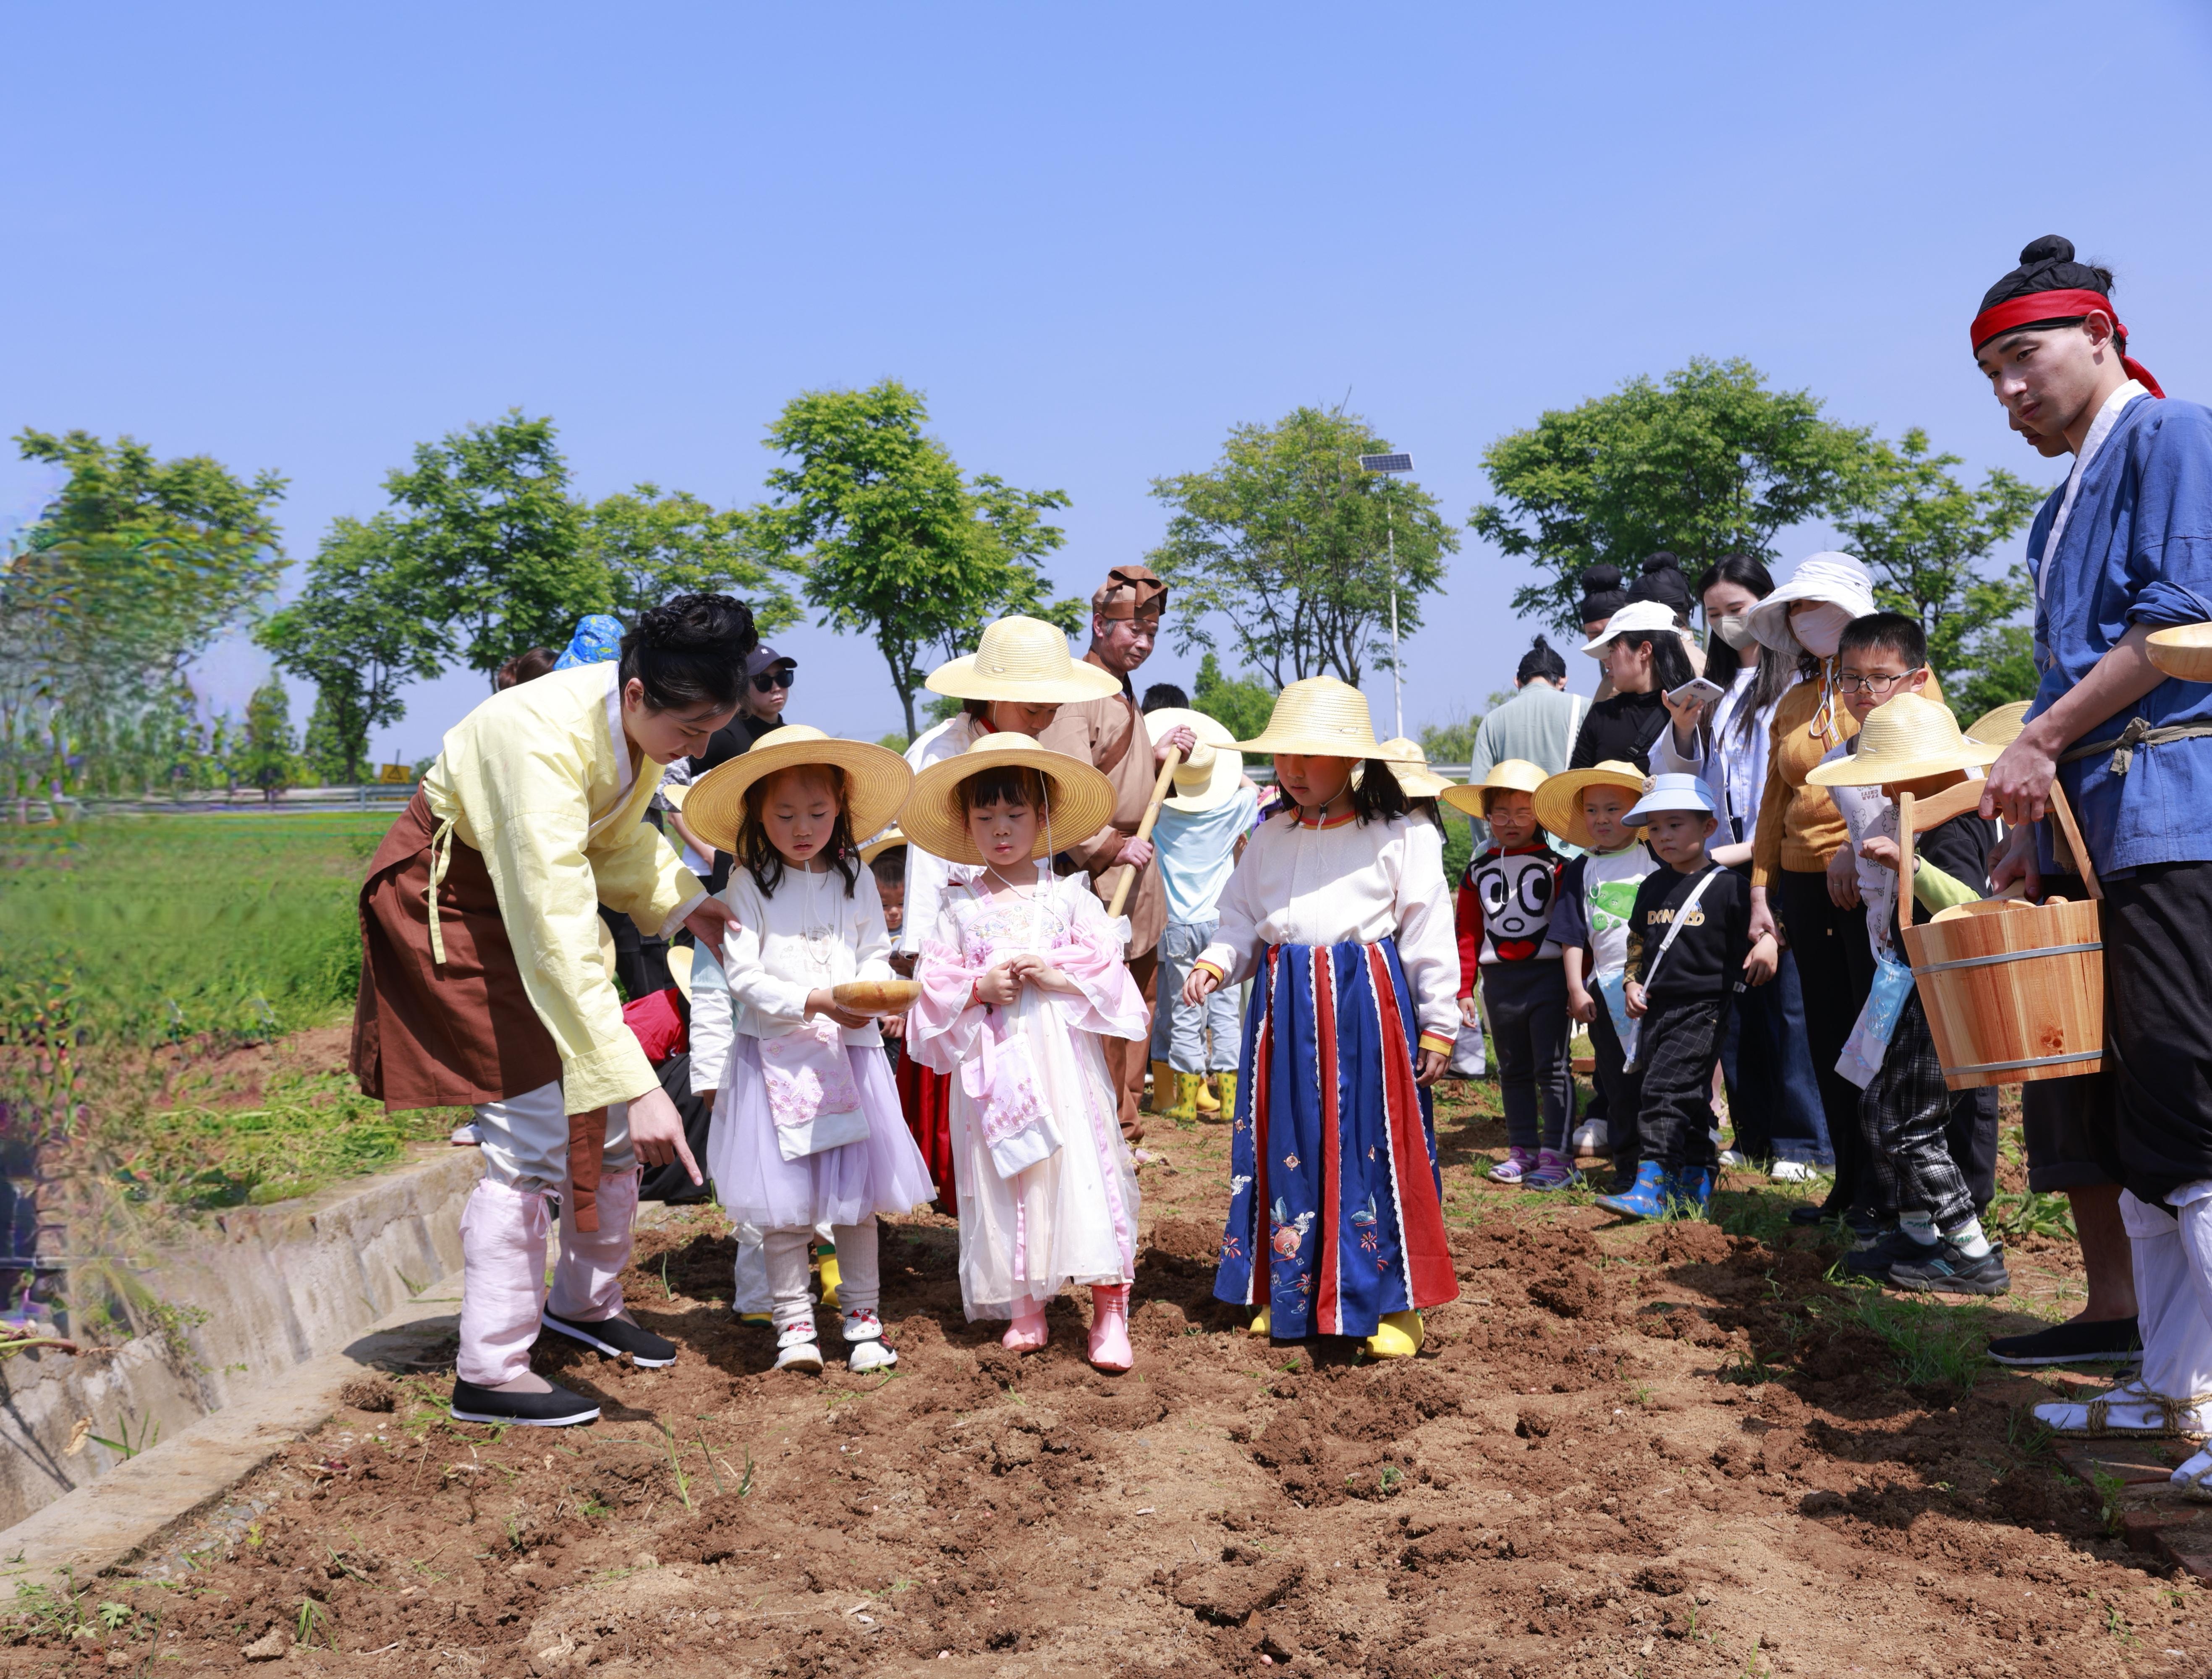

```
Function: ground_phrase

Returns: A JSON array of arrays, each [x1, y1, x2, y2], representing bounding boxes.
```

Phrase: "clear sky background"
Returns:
[[6, 3, 2211, 764]]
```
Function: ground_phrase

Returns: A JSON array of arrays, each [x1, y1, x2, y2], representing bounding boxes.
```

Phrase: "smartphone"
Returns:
[[1667, 676, 1726, 709]]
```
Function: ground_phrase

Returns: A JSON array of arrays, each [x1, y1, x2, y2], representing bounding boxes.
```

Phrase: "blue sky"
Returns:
[[6, 2, 2211, 763]]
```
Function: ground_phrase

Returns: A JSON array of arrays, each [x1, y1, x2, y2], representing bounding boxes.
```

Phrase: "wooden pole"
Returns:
[[1105, 749, 1181, 920]]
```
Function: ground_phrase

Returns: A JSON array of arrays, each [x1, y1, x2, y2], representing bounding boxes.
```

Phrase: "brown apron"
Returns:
[[351, 790, 616, 1227]]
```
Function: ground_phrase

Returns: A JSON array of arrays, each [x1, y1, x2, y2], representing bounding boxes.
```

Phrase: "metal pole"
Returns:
[[1386, 503, 1402, 739]]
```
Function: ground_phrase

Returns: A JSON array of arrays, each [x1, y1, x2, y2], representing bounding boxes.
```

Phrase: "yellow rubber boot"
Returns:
[[1193, 1075, 1221, 1117], [1365, 1310, 1424, 1360], [1144, 1060, 1174, 1115], [1168, 1072, 1204, 1125], [815, 1244, 842, 1312], [1212, 1071, 1239, 1125], [1249, 1304, 1272, 1337]]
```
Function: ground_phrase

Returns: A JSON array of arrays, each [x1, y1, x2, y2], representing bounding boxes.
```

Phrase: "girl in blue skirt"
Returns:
[[1182, 677, 1461, 1358]]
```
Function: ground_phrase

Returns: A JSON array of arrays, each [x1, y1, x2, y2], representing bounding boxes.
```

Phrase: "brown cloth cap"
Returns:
[[1095, 563, 1169, 619]]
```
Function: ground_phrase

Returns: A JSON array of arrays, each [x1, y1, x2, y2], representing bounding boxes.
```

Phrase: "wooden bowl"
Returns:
[[2147, 622, 2212, 683], [831, 979, 922, 1015]]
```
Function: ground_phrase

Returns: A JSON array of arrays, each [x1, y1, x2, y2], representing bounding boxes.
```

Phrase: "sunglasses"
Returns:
[[752, 667, 795, 693]]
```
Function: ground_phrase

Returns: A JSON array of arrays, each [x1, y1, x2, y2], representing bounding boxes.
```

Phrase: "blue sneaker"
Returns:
[[1593, 1160, 1668, 1220]]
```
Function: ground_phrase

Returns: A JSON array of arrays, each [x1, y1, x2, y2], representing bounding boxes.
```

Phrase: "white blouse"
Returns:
[[1196, 811, 1460, 1045], [688, 861, 895, 1096], [898, 713, 987, 956]]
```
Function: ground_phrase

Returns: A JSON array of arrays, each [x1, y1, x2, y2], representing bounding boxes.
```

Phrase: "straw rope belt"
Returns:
[[2077, 1379, 2212, 1439], [426, 814, 458, 966], [2058, 716, 2212, 775]]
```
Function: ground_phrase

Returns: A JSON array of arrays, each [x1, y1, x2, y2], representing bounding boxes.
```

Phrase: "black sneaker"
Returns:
[[1842, 1228, 1938, 1280], [1987, 1316, 2142, 1367], [540, 1308, 678, 1368], [1888, 1239, 2011, 1297], [450, 1377, 600, 1427]]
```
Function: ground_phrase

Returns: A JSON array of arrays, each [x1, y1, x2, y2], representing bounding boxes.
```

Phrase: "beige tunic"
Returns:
[[1038, 651, 1167, 959]]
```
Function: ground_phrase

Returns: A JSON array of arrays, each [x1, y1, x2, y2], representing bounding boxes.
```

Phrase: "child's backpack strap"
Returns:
[[1639, 864, 1725, 995]]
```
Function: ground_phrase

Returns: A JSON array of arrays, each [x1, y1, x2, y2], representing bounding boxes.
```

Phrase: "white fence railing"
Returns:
[[8, 785, 420, 822]]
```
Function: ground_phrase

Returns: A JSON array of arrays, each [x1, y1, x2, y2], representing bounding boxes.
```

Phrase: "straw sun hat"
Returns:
[[1804, 693, 2000, 788], [682, 725, 915, 854], [1438, 757, 1547, 820], [1236, 675, 1398, 758], [1964, 700, 2033, 748], [902, 732, 1115, 866], [1372, 738, 1453, 800], [859, 826, 909, 866], [1533, 760, 1649, 851], [924, 615, 1122, 704], [1145, 707, 1245, 813]]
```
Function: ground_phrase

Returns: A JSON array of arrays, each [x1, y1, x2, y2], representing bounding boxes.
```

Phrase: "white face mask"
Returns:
[[1712, 612, 1758, 651], [1790, 603, 1853, 659]]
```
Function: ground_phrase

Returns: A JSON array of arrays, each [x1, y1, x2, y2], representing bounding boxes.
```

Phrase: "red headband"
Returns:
[[1971, 289, 2164, 398]]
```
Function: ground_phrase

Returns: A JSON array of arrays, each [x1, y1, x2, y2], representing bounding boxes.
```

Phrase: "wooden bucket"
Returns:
[[1896, 780, 2104, 1091]]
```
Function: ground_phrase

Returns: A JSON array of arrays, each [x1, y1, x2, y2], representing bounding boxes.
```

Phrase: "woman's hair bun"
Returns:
[[1581, 564, 1622, 590], [2020, 234, 2075, 265], [1641, 552, 1682, 575], [621, 592, 758, 712], [636, 592, 755, 652]]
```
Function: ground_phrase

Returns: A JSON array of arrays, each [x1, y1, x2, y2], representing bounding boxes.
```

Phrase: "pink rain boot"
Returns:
[[456, 1180, 551, 1387], [1087, 1283, 1132, 1372], [1003, 1297, 1050, 1352]]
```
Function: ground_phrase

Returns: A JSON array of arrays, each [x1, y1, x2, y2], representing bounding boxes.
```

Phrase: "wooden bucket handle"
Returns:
[[1897, 773, 2102, 944]]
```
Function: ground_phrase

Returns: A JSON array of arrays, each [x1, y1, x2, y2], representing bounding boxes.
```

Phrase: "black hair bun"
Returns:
[[2020, 234, 2075, 265], [637, 592, 756, 653], [1529, 635, 1552, 652], [1581, 564, 1621, 590], [1640, 553, 1682, 575]]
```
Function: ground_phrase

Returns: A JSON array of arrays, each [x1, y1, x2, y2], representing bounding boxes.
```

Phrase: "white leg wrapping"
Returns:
[[2034, 1189, 2212, 1437]]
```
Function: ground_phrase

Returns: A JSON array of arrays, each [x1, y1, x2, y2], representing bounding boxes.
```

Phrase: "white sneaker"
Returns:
[[1570, 1120, 1608, 1153], [1770, 1158, 1822, 1184], [1718, 1148, 1750, 1167], [843, 1308, 898, 1372], [773, 1325, 824, 1373], [449, 1122, 482, 1147]]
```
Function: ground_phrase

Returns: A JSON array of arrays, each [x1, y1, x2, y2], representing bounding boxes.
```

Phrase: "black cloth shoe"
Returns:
[[1842, 1228, 1936, 1279], [1988, 1315, 2143, 1367], [540, 1308, 678, 1368], [450, 1378, 600, 1427], [1786, 1202, 1832, 1227], [1889, 1239, 2010, 1297]]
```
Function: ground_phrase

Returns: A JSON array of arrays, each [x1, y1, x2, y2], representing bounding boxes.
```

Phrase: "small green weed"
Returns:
[[88, 1412, 160, 1460], [654, 1420, 693, 1511], [1806, 1291, 1997, 1392]]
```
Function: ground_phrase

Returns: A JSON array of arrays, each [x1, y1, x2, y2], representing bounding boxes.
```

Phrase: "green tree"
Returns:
[[1417, 711, 1483, 767], [301, 690, 349, 785], [1469, 358, 1875, 633], [757, 380, 1079, 740], [1149, 408, 1457, 688], [579, 483, 799, 630], [381, 412, 608, 685], [1191, 651, 1278, 744], [257, 514, 449, 785], [1830, 429, 2046, 719], [232, 679, 300, 805]]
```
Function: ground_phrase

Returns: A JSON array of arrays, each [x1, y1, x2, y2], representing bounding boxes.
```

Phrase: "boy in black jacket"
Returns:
[[1807, 674, 2007, 1294], [1594, 774, 1778, 1220]]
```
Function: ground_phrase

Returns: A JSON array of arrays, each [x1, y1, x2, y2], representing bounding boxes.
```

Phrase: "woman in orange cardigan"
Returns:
[[1744, 555, 1890, 1229]]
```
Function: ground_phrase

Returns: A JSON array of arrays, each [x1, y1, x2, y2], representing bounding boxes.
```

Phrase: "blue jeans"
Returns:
[[1153, 919, 1239, 1072], [1720, 940, 1833, 1165]]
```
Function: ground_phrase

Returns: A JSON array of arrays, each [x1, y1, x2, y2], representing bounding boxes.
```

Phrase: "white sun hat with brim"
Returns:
[[924, 615, 1123, 704], [1578, 599, 1681, 657], [1804, 694, 2001, 788], [1235, 675, 1394, 757], [1744, 552, 1878, 656], [1145, 707, 1246, 813], [682, 725, 915, 855], [1622, 772, 1720, 825], [902, 733, 1116, 866]]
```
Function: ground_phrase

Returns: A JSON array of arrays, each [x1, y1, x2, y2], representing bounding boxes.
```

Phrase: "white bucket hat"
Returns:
[[1746, 553, 1877, 656], [1578, 599, 1680, 658]]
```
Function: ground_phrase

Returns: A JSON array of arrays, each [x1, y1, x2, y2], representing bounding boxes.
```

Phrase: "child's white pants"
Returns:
[[762, 1222, 880, 1334], [732, 1221, 833, 1313]]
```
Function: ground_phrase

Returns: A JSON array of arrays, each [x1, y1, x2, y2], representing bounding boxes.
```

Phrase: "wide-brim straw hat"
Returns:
[[1579, 599, 1681, 657], [903, 732, 1115, 866], [1372, 737, 1453, 800], [1805, 693, 2001, 787], [1236, 675, 1392, 758], [1147, 707, 1245, 812], [1534, 760, 1650, 851], [859, 826, 909, 866], [660, 779, 690, 809], [668, 944, 694, 1004], [682, 725, 914, 854], [1746, 552, 1877, 655], [924, 615, 1122, 704], [1964, 699, 2033, 748], [1438, 756, 1548, 819]]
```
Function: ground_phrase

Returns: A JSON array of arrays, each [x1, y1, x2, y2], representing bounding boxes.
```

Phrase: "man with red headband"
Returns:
[[1040, 565, 1198, 1144], [1974, 236, 2212, 1470]]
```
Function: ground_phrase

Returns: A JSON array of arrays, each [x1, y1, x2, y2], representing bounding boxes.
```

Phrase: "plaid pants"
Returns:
[[1635, 996, 1725, 1178], [1862, 989, 1974, 1230]]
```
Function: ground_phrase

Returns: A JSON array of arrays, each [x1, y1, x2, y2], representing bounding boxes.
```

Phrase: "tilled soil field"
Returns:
[[9, 1087, 2207, 1678]]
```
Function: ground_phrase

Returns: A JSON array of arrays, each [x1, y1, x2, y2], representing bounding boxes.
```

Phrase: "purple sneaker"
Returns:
[[1488, 1145, 1535, 1185], [1524, 1148, 1582, 1192]]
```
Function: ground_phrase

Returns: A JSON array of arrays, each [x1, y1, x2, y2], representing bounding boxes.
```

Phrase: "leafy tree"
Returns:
[[1149, 408, 1457, 688], [580, 483, 798, 631], [301, 690, 349, 785], [1830, 429, 2045, 719], [257, 514, 448, 785], [1469, 358, 1874, 634], [1947, 623, 2040, 722], [1417, 711, 1483, 767], [380, 412, 608, 685], [757, 380, 1079, 740], [232, 679, 300, 805], [1191, 651, 1278, 745]]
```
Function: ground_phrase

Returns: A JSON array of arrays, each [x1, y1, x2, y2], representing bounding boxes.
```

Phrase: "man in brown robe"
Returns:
[[1039, 565, 1196, 1144]]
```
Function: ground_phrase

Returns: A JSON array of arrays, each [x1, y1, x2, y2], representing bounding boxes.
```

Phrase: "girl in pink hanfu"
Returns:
[[906, 734, 1147, 1371]]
